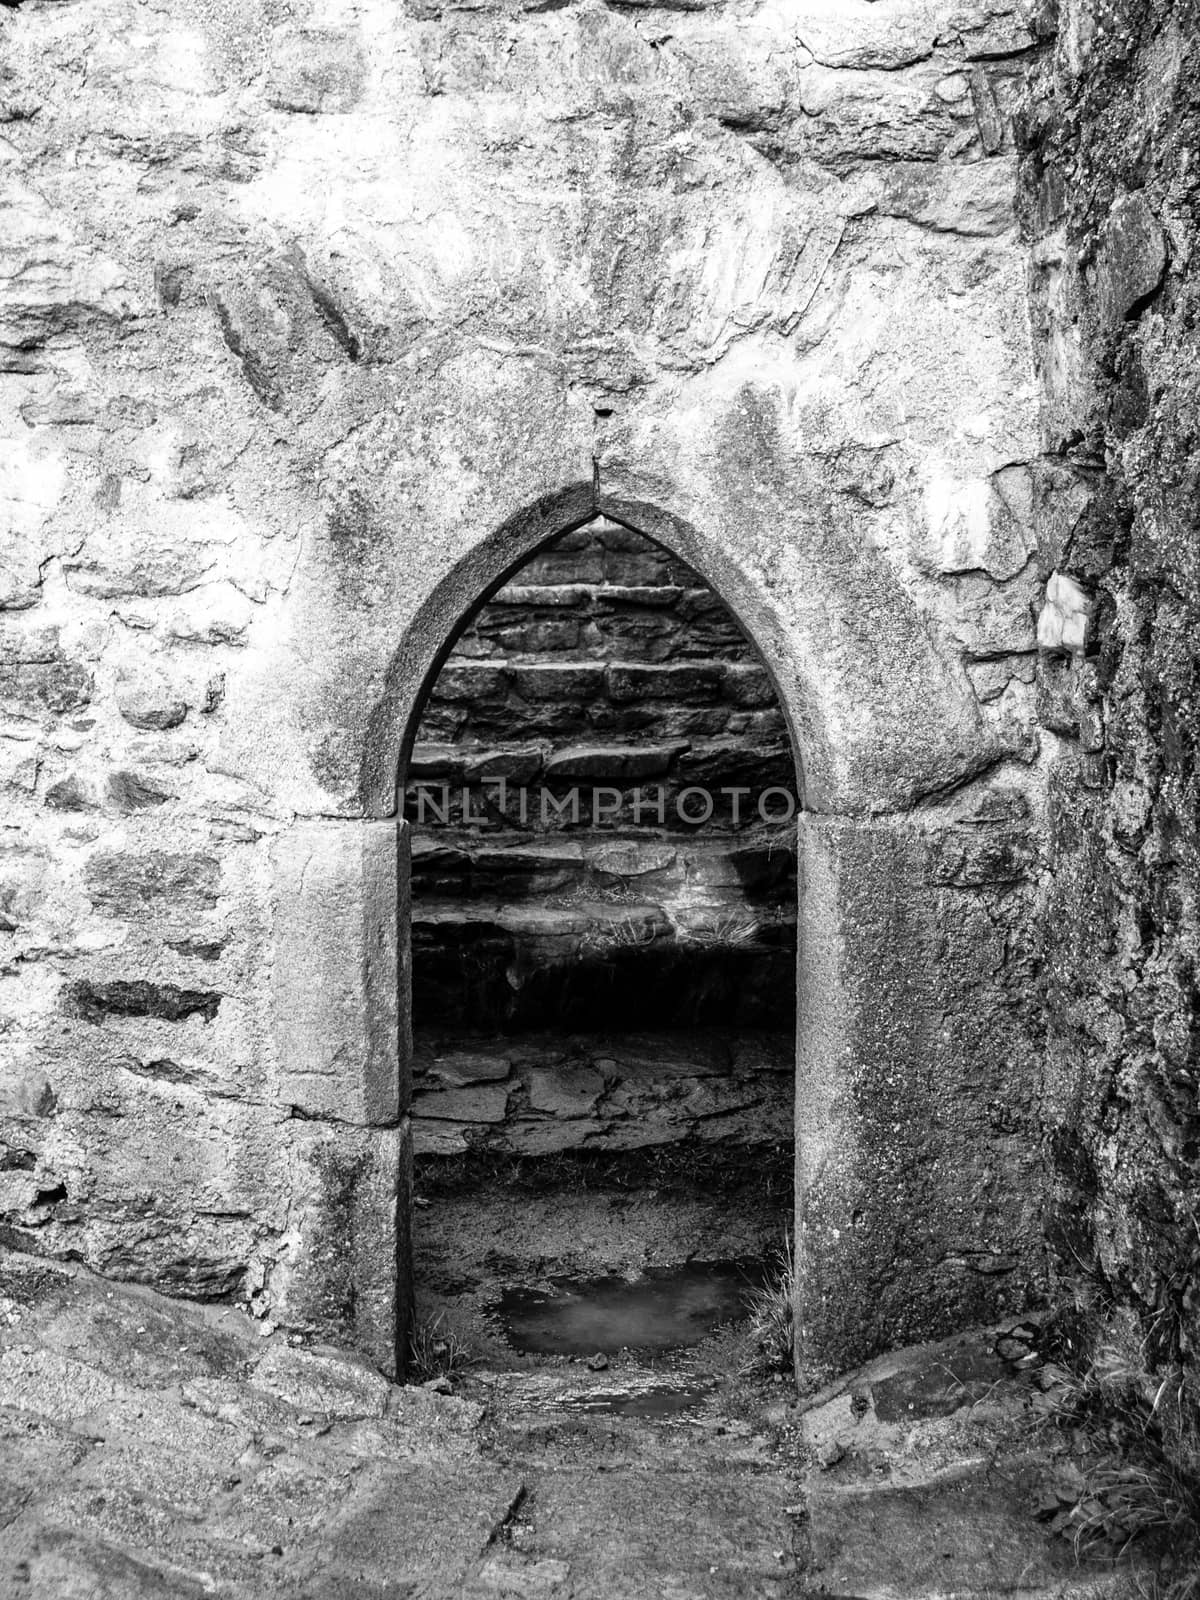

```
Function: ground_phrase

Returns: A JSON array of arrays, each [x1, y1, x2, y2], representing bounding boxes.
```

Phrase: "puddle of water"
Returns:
[[557, 1382, 714, 1418], [495, 1258, 768, 1356]]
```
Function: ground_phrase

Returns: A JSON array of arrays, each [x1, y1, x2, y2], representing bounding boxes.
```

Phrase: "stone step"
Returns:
[[794, 1323, 1153, 1600], [411, 898, 796, 938], [426, 657, 773, 705], [404, 733, 794, 795], [409, 831, 797, 899], [453, 584, 753, 664], [410, 1027, 794, 1157], [417, 693, 788, 747], [415, 1027, 793, 1082], [803, 1467, 1140, 1599]]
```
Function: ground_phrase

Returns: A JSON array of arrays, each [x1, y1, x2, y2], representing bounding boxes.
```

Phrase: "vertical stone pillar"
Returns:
[[795, 811, 1044, 1384], [270, 818, 412, 1376]]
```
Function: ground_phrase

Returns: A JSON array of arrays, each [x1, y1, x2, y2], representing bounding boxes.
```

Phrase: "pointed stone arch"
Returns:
[[272, 481, 1045, 1383], [362, 483, 830, 817]]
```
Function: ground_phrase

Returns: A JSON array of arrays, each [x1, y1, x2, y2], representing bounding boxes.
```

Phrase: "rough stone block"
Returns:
[[412, 1120, 471, 1156], [412, 1085, 509, 1123], [425, 1049, 512, 1087], [116, 668, 189, 731], [272, 1121, 408, 1377], [472, 841, 584, 878], [506, 1117, 606, 1155], [463, 746, 544, 784], [793, 813, 1043, 1381], [511, 664, 605, 702], [588, 841, 677, 878], [105, 770, 172, 812], [0, 845, 48, 931], [271, 820, 404, 1126], [527, 1065, 605, 1117], [607, 663, 723, 703], [544, 744, 681, 781], [1096, 191, 1165, 325], [407, 744, 465, 781], [0, 1065, 56, 1118], [266, 28, 367, 114], [722, 664, 775, 708], [492, 584, 591, 610], [519, 550, 604, 586], [0, 659, 92, 719], [63, 979, 221, 1024], [84, 850, 219, 917], [433, 663, 509, 703], [251, 1342, 390, 1420], [0, 625, 58, 664]]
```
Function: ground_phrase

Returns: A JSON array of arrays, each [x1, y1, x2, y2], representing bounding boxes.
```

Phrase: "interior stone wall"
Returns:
[[1019, 0, 1200, 1381], [0, 0, 1051, 1380]]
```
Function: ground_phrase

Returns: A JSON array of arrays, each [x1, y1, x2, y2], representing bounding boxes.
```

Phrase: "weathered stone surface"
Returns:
[[84, 851, 220, 917], [1019, 0, 1200, 1450], [251, 1342, 389, 1420], [265, 27, 367, 115], [63, 980, 221, 1025], [409, 1029, 792, 1155], [116, 668, 189, 731], [527, 1065, 604, 1118], [1095, 190, 1166, 326], [588, 841, 677, 878], [0, 659, 92, 719], [424, 1050, 512, 1087], [411, 1084, 510, 1123], [270, 820, 404, 1126], [543, 744, 681, 782], [0, 0, 1054, 1383], [272, 1122, 408, 1376], [607, 664, 723, 704]]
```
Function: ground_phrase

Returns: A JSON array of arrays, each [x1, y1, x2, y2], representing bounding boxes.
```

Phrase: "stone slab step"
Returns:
[[407, 734, 792, 787], [803, 1467, 1138, 1599], [489, 1466, 800, 1599], [412, 899, 675, 938], [409, 830, 797, 900], [410, 1028, 794, 1157], [411, 900, 796, 945], [414, 1028, 794, 1084]]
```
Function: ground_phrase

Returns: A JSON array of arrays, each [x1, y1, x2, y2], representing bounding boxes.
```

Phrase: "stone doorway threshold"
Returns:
[[0, 1252, 1150, 1599]]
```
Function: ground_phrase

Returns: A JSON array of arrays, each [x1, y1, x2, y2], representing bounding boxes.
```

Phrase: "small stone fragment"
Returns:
[[1037, 572, 1094, 656]]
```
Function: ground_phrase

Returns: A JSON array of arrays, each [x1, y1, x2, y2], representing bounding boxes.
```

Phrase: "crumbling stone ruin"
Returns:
[[0, 0, 1196, 1479]]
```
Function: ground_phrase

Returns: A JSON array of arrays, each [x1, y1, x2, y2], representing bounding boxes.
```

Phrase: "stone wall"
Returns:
[[1020, 1, 1200, 1377], [0, 0, 1051, 1380]]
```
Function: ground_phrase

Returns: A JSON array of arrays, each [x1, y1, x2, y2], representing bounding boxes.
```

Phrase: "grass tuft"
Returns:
[[678, 913, 763, 949], [1032, 1299, 1200, 1592], [740, 1233, 794, 1377], [408, 1311, 471, 1382]]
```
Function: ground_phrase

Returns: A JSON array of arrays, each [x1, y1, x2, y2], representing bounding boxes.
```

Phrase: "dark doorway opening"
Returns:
[[403, 516, 798, 1388]]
